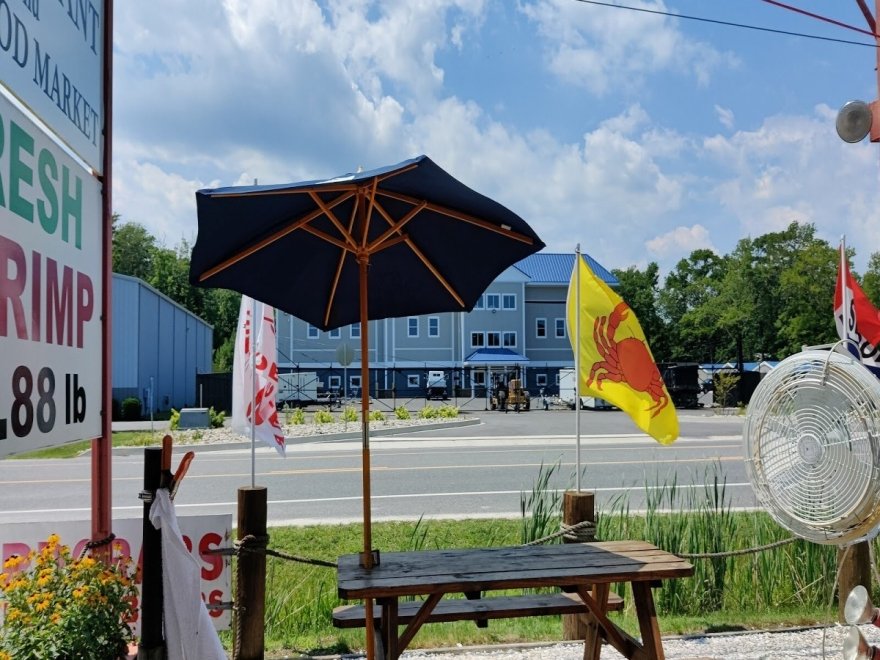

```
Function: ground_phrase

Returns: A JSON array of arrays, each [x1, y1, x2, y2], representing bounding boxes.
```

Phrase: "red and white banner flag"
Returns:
[[232, 296, 285, 456], [834, 246, 880, 377]]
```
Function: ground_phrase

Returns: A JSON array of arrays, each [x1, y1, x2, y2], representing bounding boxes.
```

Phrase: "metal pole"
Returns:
[[250, 297, 257, 489], [575, 245, 582, 492]]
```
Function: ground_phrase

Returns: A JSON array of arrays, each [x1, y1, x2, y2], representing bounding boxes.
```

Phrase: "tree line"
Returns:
[[112, 217, 880, 370]]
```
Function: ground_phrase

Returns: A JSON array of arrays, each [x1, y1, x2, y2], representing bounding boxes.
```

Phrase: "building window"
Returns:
[[307, 324, 319, 339], [428, 316, 439, 337], [503, 331, 516, 348], [471, 331, 485, 347], [408, 317, 419, 337], [329, 375, 341, 390], [555, 318, 566, 338], [502, 293, 516, 310], [536, 318, 547, 338], [407, 374, 420, 388], [536, 374, 548, 387], [472, 371, 486, 386], [486, 293, 500, 310], [350, 375, 361, 391], [329, 327, 341, 339], [474, 295, 484, 309], [487, 331, 500, 347], [350, 322, 361, 339], [555, 373, 560, 386]]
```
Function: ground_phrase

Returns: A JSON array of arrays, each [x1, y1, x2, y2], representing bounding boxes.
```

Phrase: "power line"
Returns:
[[759, 0, 875, 39], [571, 0, 877, 48]]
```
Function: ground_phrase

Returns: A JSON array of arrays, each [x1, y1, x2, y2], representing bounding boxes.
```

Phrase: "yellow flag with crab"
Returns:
[[566, 256, 678, 444]]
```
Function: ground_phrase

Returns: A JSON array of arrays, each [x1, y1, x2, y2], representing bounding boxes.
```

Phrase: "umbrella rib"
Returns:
[[197, 190, 356, 281], [378, 190, 535, 245], [301, 224, 354, 252], [369, 198, 466, 307], [362, 179, 378, 248], [308, 191, 358, 249], [324, 195, 361, 328], [365, 200, 427, 252]]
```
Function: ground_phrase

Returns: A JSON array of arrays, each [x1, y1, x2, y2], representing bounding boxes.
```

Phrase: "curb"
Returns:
[[110, 418, 481, 456]]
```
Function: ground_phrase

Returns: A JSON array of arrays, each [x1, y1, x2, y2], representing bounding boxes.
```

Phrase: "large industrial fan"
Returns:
[[743, 348, 880, 659], [744, 348, 880, 546]]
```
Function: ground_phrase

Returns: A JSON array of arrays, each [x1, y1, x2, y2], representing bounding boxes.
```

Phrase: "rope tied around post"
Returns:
[[521, 519, 596, 547], [79, 533, 117, 560]]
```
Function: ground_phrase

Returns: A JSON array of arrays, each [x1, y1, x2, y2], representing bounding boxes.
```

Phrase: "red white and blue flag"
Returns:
[[232, 296, 285, 456], [834, 246, 880, 377]]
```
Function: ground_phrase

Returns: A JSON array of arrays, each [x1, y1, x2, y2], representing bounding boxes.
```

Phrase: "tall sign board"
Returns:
[[0, 0, 105, 457], [0, 93, 102, 455], [0, 0, 104, 172]]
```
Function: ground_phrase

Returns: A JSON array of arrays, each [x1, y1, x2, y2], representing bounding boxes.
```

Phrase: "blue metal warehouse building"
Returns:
[[112, 274, 213, 414]]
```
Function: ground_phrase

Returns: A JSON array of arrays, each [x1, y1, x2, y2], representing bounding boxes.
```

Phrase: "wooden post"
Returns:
[[562, 490, 595, 641], [138, 447, 165, 659], [237, 486, 268, 660], [839, 541, 872, 623]]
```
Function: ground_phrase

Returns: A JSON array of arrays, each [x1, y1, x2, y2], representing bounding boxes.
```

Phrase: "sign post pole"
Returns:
[[91, 0, 114, 554]]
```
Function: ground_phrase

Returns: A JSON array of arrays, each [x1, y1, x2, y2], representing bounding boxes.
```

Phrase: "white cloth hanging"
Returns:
[[149, 488, 227, 660]]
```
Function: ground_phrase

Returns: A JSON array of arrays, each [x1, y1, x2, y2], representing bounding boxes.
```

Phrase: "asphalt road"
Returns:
[[0, 408, 753, 528]]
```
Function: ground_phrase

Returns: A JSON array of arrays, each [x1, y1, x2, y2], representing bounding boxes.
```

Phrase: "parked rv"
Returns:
[[557, 368, 613, 410], [426, 370, 448, 400], [277, 372, 320, 407]]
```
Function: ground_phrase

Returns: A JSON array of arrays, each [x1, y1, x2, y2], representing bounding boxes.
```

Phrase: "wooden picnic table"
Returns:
[[336, 540, 694, 660]]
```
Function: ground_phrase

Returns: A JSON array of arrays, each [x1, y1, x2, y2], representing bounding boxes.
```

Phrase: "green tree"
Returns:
[[863, 252, 880, 307], [659, 249, 728, 362], [611, 262, 670, 361], [112, 221, 155, 280]]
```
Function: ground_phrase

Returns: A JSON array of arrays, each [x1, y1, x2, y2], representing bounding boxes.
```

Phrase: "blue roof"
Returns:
[[515, 252, 618, 285], [464, 348, 530, 363]]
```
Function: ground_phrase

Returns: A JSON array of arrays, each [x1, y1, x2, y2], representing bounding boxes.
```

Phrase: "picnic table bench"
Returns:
[[335, 540, 693, 660]]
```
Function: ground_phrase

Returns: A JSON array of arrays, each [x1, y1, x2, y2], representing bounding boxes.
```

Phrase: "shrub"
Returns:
[[394, 406, 410, 420], [418, 405, 439, 419], [287, 407, 306, 425], [0, 534, 138, 660], [169, 408, 180, 430], [342, 406, 359, 423], [313, 409, 334, 424], [120, 397, 141, 421], [369, 410, 386, 423], [208, 406, 225, 428], [437, 404, 459, 418]]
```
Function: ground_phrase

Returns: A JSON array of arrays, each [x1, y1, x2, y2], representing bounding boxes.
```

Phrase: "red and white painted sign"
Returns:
[[0, 515, 232, 631]]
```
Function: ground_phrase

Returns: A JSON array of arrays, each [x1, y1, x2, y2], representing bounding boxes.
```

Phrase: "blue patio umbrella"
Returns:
[[189, 155, 544, 569]]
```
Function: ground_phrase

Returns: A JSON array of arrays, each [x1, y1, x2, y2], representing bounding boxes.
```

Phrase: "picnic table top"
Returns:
[[337, 540, 693, 599]]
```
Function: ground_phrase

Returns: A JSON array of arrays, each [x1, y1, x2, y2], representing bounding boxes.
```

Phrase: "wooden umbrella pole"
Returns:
[[359, 250, 373, 568]]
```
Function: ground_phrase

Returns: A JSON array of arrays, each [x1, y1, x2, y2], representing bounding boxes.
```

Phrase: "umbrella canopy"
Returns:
[[189, 155, 544, 573], [191, 155, 544, 330]]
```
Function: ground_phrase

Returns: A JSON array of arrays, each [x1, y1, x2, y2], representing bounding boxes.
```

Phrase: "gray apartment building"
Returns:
[[275, 252, 617, 399]]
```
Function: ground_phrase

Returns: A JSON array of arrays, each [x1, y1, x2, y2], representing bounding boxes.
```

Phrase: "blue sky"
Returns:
[[113, 1, 880, 275]]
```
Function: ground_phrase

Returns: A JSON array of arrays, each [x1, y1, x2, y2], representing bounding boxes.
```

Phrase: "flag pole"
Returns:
[[841, 235, 848, 349], [251, 296, 257, 488], [575, 245, 582, 492]]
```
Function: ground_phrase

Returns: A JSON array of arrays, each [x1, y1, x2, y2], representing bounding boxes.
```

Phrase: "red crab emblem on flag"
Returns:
[[588, 302, 669, 417]]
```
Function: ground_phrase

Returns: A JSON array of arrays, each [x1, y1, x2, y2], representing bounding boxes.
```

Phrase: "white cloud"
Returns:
[[519, 0, 736, 95], [646, 224, 715, 258], [715, 105, 735, 130]]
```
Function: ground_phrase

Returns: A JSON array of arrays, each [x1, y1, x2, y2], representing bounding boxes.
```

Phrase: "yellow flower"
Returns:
[[50, 612, 61, 624], [46, 533, 60, 545], [3, 554, 22, 570], [35, 599, 50, 612]]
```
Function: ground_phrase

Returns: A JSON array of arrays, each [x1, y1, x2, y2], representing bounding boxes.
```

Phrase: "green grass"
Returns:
[[9, 431, 164, 459]]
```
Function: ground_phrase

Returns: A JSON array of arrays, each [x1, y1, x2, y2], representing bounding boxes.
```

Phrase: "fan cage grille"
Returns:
[[744, 350, 880, 545]]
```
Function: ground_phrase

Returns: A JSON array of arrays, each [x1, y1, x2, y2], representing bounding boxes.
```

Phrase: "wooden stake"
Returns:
[[839, 541, 872, 623], [237, 486, 268, 659], [562, 490, 595, 641]]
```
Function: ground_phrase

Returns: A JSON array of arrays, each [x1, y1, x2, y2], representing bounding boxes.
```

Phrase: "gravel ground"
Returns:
[[170, 415, 463, 445], [394, 625, 858, 660]]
